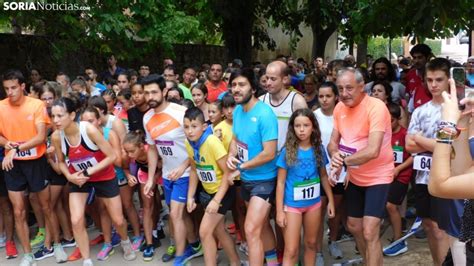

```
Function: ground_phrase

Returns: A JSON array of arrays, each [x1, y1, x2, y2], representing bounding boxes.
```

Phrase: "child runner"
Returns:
[[276, 108, 335, 266], [123, 130, 161, 261], [383, 103, 413, 256], [50, 97, 136, 266], [208, 100, 224, 129], [184, 107, 241, 266]]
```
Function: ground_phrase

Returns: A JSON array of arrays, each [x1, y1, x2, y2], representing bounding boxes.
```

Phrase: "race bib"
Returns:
[[14, 147, 37, 159], [338, 144, 357, 157], [413, 154, 432, 172], [393, 146, 403, 164], [71, 157, 99, 172], [338, 144, 358, 168], [196, 164, 217, 183], [293, 178, 320, 201], [236, 141, 249, 162], [156, 140, 175, 157]]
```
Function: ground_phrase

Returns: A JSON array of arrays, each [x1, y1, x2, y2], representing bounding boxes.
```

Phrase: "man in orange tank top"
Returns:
[[0, 70, 66, 265]]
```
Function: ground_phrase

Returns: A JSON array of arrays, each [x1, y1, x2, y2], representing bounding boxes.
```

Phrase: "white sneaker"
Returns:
[[329, 241, 343, 259], [54, 243, 68, 263], [121, 238, 137, 261], [83, 258, 94, 266], [19, 254, 37, 266], [316, 252, 324, 266]]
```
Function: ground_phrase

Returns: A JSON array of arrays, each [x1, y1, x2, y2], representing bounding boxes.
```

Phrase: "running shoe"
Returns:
[[121, 238, 137, 261], [162, 244, 176, 262], [61, 238, 76, 248], [131, 235, 144, 251], [111, 231, 121, 247], [83, 258, 94, 266], [235, 230, 242, 245], [53, 243, 68, 263], [239, 242, 248, 256], [143, 244, 155, 261], [316, 252, 324, 266], [30, 229, 45, 248], [0, 234, 6, 248], [97, 243, 114, 261], [383, 240, 408, 257], [6, 240, 18, 259], [328, 241, 343, 259], [33, 246, 54, 261], [89, 234, 104, 246], [227, 223, 237, 234], [19, 253, 37, 266], [68, 247, 82, 261], [182, 243, 203, 263], [153, 235, 162, 248]]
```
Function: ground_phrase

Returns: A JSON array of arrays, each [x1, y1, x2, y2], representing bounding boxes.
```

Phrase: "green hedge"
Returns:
[[367, 37, 441, 59]]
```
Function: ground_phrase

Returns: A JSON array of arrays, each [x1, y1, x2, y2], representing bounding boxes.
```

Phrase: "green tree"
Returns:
[[0, 0, 215, 60]]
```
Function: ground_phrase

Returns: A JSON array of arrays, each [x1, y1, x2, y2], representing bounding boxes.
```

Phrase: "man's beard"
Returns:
[[148, 99, 162, 109]]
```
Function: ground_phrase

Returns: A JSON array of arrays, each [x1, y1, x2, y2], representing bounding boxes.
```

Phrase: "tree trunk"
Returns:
[[214, 0, 255, 67], [311, 27, 334, 59], [356, 37, 368, 66]]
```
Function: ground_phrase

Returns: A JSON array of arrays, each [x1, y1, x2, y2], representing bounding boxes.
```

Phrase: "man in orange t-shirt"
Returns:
[[328, 68, 394, 265], [0, 70, 65, 264], [205, 63, 227, 102]]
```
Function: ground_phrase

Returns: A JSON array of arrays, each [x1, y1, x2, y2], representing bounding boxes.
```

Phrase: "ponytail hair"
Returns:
[[123, 130, 145, 146]]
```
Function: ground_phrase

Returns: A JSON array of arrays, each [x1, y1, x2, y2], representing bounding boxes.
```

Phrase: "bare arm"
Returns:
[[241, 140, 277, 170], [213, 156, 231, 203], [112, 117, 127, 144], [429, 117, 474, 198], [51, 131, 72, 179], [18, 122, 47, 151], [292, 94, 308, 111], [345, 131, 384, 166], [186, 161, 199, 201], [107, 130, 123, 167], [86, 124, 116, 175], [327, 129, 341, 157]]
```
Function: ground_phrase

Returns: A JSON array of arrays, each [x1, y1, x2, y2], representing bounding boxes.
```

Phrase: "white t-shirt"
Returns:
[[314, 108, 346, 182], [143, 103, 190, 179], [407, 100, 441, 184]]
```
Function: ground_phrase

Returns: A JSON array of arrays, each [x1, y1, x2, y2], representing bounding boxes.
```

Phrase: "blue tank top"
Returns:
[[103, 127, 127, 185]]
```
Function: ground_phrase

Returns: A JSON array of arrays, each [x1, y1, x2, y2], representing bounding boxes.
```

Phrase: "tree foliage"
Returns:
[[0, 0, 217, 60]]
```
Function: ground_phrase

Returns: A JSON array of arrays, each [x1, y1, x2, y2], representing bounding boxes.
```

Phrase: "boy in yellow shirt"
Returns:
[[184, 107, 240, 266]]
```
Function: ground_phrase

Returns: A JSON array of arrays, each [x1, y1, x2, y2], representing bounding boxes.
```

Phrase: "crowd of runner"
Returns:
[[0, 43, 474, 266]]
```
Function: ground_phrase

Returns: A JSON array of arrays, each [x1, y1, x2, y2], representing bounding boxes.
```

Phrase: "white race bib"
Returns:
[[393, 146, 403, 164], [196, 164, 217, 183], [413, 154, 432, 172], [236, 141, 249, 162], [71, 157, 99, 172], [14, 147, 37, 159], [156, 140, 176, 157], [293, 179, 320, 201]]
